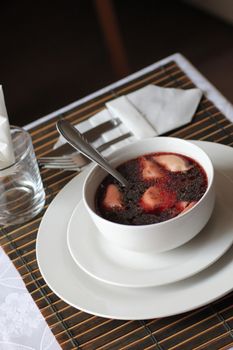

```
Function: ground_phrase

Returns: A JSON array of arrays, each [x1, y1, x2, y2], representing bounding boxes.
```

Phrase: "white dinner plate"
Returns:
[[36, 141, 233, 319], [67, 172, 233, 288]]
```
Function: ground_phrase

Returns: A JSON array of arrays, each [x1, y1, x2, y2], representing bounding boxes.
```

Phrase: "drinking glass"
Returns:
[[0, 126, 45, 225]]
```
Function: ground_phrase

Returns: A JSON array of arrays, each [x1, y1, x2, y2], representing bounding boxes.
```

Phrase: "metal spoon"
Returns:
[[56, 119, 129, 187]]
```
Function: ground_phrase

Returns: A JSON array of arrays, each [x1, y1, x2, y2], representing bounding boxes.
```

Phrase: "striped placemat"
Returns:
[[1, 61, 233, 350]]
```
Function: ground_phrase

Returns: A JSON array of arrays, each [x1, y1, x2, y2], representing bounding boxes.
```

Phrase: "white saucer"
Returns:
[[36, 141, 233, 319], [67, 170, 233, 288]]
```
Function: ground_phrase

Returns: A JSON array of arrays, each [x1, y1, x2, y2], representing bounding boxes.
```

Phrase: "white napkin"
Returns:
[[55, 84, 202, 151], [0, 86, 15, 169], [106, 85, 202, 138]]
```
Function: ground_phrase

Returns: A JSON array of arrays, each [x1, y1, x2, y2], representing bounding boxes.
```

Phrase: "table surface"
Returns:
[[1, 53, 233, 350]]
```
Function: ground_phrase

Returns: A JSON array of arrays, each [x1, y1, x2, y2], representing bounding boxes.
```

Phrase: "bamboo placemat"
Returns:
[[1, 61, 233, 350]]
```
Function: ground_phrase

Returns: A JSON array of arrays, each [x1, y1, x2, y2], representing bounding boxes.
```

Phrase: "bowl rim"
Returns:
[[83, 137, 215, 229]]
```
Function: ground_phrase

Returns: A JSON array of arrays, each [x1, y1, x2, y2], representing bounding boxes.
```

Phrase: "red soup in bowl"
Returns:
[[95, 152, 208, 226]]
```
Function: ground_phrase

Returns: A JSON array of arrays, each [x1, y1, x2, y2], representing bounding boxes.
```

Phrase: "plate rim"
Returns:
[[67, 189, 233, 288]]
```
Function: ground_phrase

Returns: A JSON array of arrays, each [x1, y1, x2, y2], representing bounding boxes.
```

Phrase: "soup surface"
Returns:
[[95, 152, 208, 225]]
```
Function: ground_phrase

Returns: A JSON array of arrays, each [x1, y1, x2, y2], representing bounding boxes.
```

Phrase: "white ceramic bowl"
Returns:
[[83, 137, 215, 253]]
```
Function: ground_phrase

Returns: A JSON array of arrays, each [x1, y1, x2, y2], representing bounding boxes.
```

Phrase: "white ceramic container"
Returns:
[[83, 137, 215, 253]]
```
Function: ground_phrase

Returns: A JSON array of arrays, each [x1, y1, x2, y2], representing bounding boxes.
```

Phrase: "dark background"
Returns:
[[0, 0, 233, 126]]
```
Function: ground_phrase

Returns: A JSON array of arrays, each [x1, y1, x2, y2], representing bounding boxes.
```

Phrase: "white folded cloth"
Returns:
[[0, 86, 15, 169], [106, 85, 202, 138], [55, 84, 202, 152]]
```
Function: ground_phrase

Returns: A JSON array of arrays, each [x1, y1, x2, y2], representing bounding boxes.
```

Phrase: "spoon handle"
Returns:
[[56, 119, 129, 187]]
